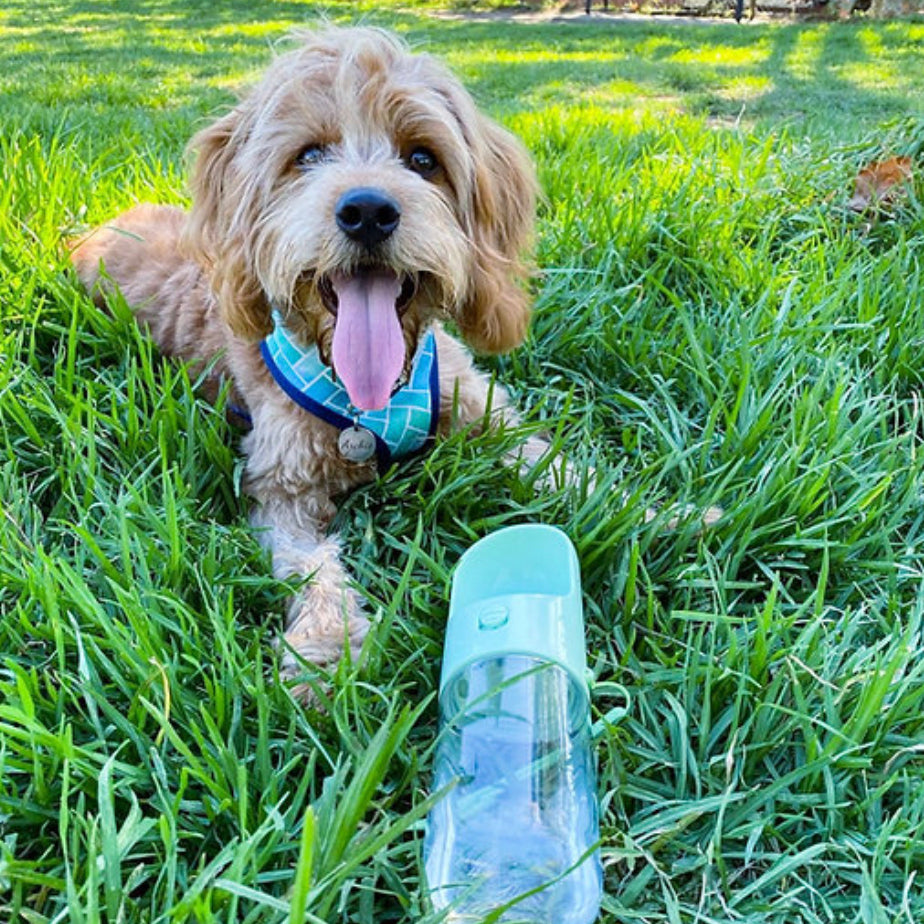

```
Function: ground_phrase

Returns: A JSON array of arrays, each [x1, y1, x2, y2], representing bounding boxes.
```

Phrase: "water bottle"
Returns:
[[424, 524, 603, 923]]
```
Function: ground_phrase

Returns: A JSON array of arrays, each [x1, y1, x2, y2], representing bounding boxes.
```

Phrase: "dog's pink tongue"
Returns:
[[330, 271, 405, 411]]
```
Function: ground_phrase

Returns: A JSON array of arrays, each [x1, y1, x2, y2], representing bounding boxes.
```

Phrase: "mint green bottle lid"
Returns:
[[440, 525, 588, 695]]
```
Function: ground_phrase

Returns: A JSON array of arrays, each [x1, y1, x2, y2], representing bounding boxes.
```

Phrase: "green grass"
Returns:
[[2, 0, 924, 921]]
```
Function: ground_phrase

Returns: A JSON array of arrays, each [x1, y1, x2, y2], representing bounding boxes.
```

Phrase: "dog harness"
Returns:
[[260, 311, 440, 468]]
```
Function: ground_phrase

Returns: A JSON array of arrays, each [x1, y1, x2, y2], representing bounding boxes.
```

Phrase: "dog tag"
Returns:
[[338, 425, 377, 463]]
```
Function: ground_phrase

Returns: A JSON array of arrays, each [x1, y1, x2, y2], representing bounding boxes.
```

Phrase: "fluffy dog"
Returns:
[[72, 26, 550, 681]]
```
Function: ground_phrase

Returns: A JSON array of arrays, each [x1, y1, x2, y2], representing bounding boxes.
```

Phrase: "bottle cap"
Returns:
[[441, 524, 588, 695]]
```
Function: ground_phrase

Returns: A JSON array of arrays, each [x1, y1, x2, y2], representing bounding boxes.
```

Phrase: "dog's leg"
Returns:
[[436, 332, 721, 527], [434, 331, 574, 487], [249, 494, 369, 679]]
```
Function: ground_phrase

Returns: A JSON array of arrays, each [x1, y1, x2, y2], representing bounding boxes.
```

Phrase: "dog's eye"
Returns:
[[296, 144, 328, 169], [406, 147, 439, 179]]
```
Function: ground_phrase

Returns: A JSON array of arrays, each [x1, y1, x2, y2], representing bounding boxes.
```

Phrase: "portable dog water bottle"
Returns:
[[424, 525, 603, 923]]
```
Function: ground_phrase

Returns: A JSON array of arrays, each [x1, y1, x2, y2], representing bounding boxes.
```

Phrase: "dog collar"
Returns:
[[260, 311, 440, 468]]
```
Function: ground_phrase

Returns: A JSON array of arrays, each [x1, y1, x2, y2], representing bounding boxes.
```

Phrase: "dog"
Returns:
[[71, 26, 556, 685]]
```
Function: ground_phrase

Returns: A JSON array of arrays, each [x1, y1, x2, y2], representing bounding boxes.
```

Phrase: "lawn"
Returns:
[[2, 1, 924, 922]]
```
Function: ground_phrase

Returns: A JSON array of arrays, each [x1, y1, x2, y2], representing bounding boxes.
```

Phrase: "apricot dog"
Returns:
[[72, 27, 549, 682]]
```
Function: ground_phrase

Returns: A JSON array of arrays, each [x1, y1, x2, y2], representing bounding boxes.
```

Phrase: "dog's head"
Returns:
[[183, 26, 536, 411]]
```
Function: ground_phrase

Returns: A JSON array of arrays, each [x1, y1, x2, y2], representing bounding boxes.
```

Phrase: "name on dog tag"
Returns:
[[338, 425, 377, 463]]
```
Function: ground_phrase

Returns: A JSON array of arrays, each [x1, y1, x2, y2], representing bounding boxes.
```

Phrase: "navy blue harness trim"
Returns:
[[258, 337, 440, 470]]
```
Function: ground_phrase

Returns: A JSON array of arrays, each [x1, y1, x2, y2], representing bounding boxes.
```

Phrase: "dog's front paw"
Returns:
[[279, 580, 369, 688]]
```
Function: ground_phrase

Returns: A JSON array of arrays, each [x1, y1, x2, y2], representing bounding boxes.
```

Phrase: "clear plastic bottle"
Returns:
[[424, 525, 603, 923]]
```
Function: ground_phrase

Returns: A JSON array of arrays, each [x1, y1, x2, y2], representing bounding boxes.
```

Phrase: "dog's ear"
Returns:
[[182, 109, 273, 341], [456, 116, 537, 354]]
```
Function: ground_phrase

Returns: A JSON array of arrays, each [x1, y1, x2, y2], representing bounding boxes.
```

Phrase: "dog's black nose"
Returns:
[[335, 187, 401, 249]]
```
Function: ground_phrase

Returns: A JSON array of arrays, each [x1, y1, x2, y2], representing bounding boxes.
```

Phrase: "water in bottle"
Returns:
[[424, 525, 603, 923]]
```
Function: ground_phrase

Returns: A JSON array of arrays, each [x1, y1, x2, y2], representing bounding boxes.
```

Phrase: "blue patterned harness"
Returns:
[[259, 311, 440, 468]]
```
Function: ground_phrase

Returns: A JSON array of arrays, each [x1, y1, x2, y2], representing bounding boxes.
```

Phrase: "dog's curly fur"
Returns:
[[72, 26, 549, 681]]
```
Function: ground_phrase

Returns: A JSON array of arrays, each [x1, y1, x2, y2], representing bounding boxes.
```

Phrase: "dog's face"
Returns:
[[183, 27, 536, 411]]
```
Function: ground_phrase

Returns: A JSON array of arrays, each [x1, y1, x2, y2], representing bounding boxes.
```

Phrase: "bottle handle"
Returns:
[[590, 680, 631, 740]]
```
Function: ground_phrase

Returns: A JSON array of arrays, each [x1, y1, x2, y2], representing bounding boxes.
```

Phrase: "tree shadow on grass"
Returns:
[[418, 17, 924, 138], [2, 0, 385, 134], [2, 0, 920, 149]]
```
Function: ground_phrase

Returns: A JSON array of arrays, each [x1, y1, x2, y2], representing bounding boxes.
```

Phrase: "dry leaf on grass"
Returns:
[[848, 156, 914, 212]]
